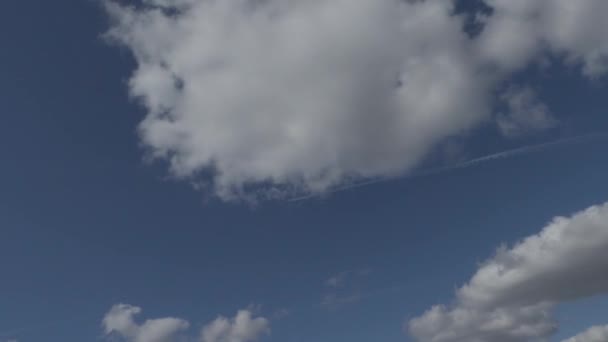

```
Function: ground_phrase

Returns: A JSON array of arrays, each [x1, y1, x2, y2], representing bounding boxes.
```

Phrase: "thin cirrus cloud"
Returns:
[[103, 0, 608, 201], [102, 304, 269, 342], [407, 201, 608, 342]]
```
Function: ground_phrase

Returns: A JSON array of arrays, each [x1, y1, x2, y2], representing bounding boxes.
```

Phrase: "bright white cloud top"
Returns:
[[102, 304, 269, 342], [408, 202, 608, 342], [104, 0, 608, 200]]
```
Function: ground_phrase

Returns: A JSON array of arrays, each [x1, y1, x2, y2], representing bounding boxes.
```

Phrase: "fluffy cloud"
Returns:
[[104, 0, 491, 200], [201, 310, 269, 342], [562, 325, 608, 342], [103, 304, 190, 342], [102, 304, 269, 342], [477, 0, 608, 77], [408, 202, 608, 342], [104, 0, 608, 200]]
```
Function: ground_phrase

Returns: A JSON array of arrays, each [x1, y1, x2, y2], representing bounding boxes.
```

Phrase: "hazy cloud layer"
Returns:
[[408, 202, 608, 342], [104, 0, 608, 200], [102, 304, 269, 342]]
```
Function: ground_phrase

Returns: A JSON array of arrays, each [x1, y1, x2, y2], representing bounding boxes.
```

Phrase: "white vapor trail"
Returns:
[[289, 132, 608, 202]]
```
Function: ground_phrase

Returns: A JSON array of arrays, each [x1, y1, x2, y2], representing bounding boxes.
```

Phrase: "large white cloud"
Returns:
[[102, 304, 269, 342], [104, 0, 608, 200], [562, 325, 608, 342], [104, 0, 491, 200], [408, 202, 608, 342]]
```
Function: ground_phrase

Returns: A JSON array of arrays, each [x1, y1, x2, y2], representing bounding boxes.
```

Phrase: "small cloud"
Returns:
[[325, 272, 349, 288], [322, 268, 372, 309], [103, 304, 190, 342], [270, 309, 290, 320], [201, 310, 269, 342], [496, 86, 557, 138]]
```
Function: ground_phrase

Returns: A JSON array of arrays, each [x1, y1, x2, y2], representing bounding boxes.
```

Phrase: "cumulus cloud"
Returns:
[[496, 86, 556, 138], [104, 0, 491, 200], [562, 325, 608, 342], [103, 304, 190, 342], [104, 0, 608, 200], [408, 202, 608, 342], [102, 304, 269, 342], [201, 310, 269, 342]]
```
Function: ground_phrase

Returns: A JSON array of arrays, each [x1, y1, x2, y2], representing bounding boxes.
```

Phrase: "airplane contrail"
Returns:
[[289, 131, 608, 202]]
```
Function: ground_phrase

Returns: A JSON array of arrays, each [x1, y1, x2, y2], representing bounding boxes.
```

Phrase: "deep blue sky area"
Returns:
[[1, 1, 607, 342]]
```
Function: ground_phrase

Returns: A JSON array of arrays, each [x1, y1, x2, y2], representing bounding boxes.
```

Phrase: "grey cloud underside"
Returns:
[[104, 0, 608, 200], [408, 202, 608, 342]]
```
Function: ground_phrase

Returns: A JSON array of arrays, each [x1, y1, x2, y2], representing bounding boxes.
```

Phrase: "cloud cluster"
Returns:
[[407, 202, 608, 342], [562, 325, 608, 342], [104, 0, 608, 200], [102, 304, 269, 342]]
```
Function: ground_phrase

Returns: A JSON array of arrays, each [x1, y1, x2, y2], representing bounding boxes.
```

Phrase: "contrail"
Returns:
[[289, 132, 608, 202]]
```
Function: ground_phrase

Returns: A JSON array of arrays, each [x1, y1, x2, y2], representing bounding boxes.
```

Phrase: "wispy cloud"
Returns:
[[321, 268, 372, 309]]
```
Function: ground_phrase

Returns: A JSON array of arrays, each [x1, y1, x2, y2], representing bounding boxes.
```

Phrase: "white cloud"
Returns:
[[102, 304, 268, 342], [201, 310, 269, 342], [478, 0, 608, 77], [496, 86, 556, 138], [408, 202, 608, 342], [103, 304, 190, 342], [562, 325, 608, 342], [104, 0, 491, 200], [326, 269, 370, 288], [104, 0, 608, 201]]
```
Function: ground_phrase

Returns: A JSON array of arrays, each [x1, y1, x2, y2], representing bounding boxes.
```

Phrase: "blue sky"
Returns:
[[1, 1, 608, 342]]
